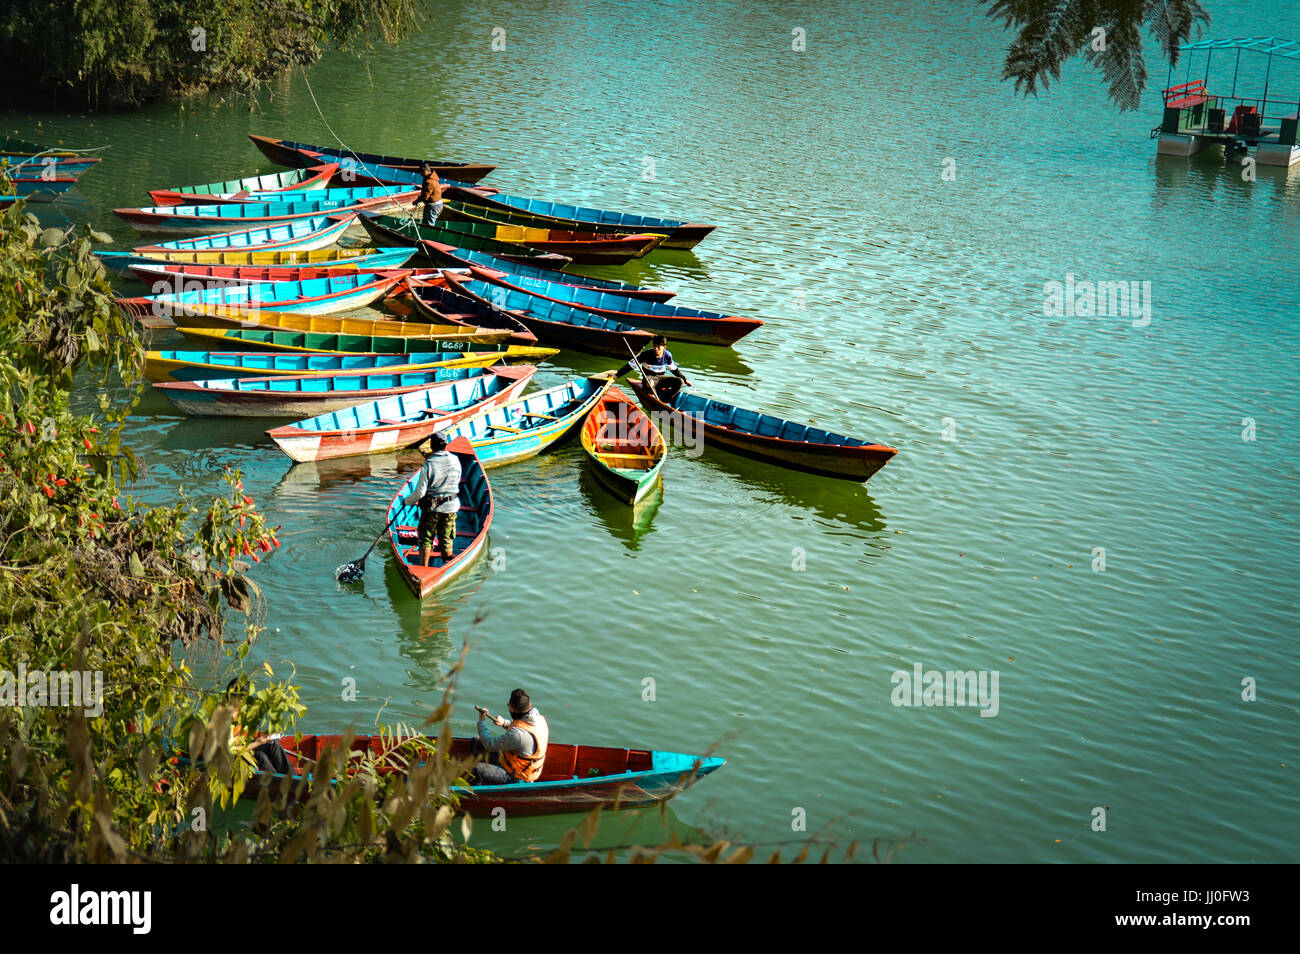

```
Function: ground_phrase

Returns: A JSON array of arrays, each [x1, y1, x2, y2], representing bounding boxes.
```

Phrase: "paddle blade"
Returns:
[[335, 558, 365, 583]]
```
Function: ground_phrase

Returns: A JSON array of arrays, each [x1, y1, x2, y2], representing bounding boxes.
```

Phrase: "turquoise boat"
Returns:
[[140, 271, 402, 316], [147, 164, 339, 205], [144, 349, 511, 383], [124, 214, 356, 257], [267, 365, 536, 462], [115, 192, 410, 233], [443, 377, 613, 467], [152, 365, 495, 418]]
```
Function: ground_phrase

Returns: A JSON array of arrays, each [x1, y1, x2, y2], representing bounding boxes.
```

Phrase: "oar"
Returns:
[[336, 509, 402, 582], [622, 338, 656, 398]]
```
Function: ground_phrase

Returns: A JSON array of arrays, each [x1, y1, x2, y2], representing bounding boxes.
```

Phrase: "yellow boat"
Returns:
[[119, 247, 410, 268], [139, 302, 521, 344], [171, 324, 557, 358]]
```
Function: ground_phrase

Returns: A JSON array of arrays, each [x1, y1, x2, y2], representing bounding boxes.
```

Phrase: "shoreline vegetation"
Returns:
[[0, 0, 428, 110], [0, 191, 850, 865]]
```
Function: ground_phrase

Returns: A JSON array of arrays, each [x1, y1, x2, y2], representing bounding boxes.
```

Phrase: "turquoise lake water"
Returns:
[[6, 0, 1298, 861]]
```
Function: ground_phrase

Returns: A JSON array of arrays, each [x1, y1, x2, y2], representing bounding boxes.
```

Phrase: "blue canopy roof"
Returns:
[[1179, 37, 1300, 60]]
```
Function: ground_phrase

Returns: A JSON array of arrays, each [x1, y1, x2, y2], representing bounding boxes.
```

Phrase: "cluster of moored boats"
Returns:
[[19, 131, 903, 813], [1, 135, 102, 202]]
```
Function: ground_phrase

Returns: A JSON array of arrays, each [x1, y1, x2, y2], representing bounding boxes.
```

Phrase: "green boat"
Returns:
[[172, 325, 558, 362], [358, 212, 574, 267]]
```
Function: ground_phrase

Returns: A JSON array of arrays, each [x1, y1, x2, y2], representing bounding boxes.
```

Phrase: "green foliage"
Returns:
[[0, 0, 428, 109], [980, 0, 1211, 111]]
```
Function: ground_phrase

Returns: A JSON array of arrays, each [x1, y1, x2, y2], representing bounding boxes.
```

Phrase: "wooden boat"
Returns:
[[387, 436, 493, 597], [114, 193, 410, 234], [444, 185, 715, 249], [0, 175, 78, 201], [443, 377, 613, 467], [249, 134, 495, 183], [120, 272, 409, 319], [438, 204, 667, 264], [580, 386, 666, 504], [358, 212, 573, 267], [98, 243, 405, 277], [434, 272, 653, 356], [128, 253, 416, 288], [285, 149, 484, 191], [125, 213, 357, 257], [172, 325, 555, 360], [466, 266, 761, 346], [229, 732, 725, 815], [416, 240, 674, 302], [268, 365, 537, 462], [146, 164, 339, 206], [405, 276, 542, 347], [627, 379, 899, 481], [145, 349, 528, 383], [152, 365, 507, 419], [1, 137, 101, 177]]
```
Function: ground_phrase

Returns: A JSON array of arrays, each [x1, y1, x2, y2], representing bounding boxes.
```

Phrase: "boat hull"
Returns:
[[129, 214, 357, 257], [581, 387, 666, 504], [628, 379, 898, 482], [387, 437, 493, 597], [144, 349, 523, 382], [268, 366, 536, 463], [444, 185, 715, 249], [249, 134, 496, 183], [225, 734, 724, 816]]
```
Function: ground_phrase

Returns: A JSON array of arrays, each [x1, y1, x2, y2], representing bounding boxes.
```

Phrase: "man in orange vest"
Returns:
[[470, 688, 549, 785]]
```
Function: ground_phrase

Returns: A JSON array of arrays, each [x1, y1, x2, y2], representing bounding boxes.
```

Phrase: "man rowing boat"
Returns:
[[417, 161, 444, 227], [404, 430, 460, 566], [607, 335, 692, 399], [470, 689, 549, 785]]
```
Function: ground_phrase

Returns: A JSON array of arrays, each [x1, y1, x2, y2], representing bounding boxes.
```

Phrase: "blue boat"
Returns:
[[115, 193, 411, 233], [137, 271, 403, 316], [152, 365, 495, 418], [121, 214, 357, 258], [415, 240, 675, 302], [443, 377, 613, 467], [303, 155, 477, 191], [465, 266, 762, 346], [445, 186, 715, 249], [421, 275, 653, 357]]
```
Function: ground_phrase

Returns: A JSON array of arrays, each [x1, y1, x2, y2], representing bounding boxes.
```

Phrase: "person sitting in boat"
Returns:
[[226, 679, 292, 776], [608, 335, 692, 399], [405, 430, 461, 566], [469, 689, 549, 785], [417, 161, 444, 227]]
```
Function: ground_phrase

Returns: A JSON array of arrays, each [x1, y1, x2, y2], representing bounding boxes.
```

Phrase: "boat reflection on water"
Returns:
[[577, 464, 664, 552], [686, 449, 888, 536], [467, 788, 722, 859], [382, 558, 482, 678], [271, 448, 425, 498]]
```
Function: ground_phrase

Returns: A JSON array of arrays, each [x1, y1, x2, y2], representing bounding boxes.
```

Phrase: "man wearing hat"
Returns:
[[403, 430, 461, 566]]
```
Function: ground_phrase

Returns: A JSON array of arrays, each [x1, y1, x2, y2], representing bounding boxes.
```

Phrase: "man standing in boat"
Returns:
[[609, 335, 692, 399], [416, 161, 444, 227], [404, 430, 460, 566], [471, 689, 549, 785]]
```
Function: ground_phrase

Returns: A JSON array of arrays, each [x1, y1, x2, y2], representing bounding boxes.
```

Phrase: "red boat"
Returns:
[[229, 732, 726, 816]]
